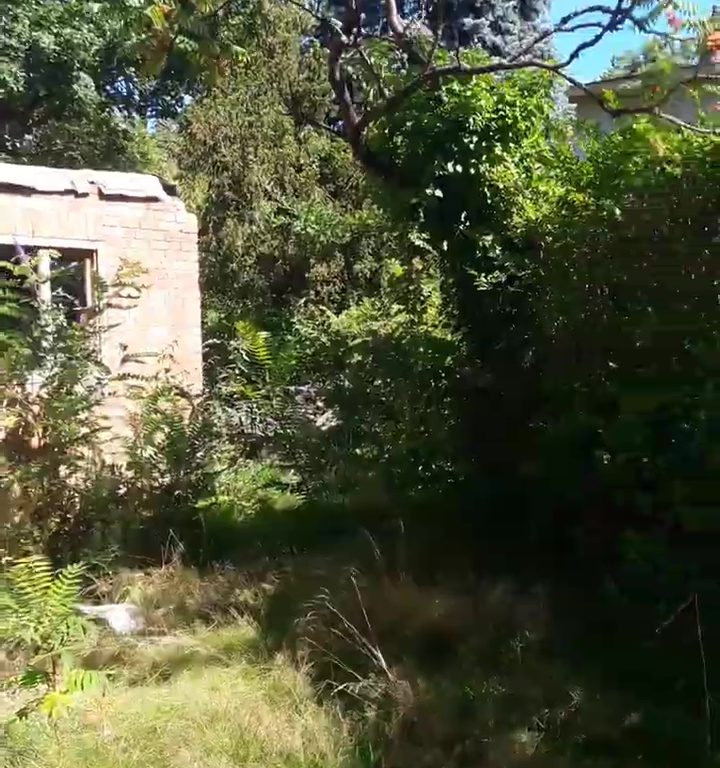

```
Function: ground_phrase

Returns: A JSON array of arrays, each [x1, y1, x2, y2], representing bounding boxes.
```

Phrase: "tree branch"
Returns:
[[284, 0, 720, 175], [509, 3, 628, 63], [383, 0, 431, 66], [558, 1, 634, 69], [384, 0, 404, 40], [357, 47, 388, 99], [421, 0, 444, 75]]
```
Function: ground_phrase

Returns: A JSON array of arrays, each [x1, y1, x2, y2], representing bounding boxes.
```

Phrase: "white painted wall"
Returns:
[[568, 62, 720, 133]]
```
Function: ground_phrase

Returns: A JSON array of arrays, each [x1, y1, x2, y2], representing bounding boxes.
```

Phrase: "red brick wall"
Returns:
[[96, 196, 203, 394], [0, 187, 203, 446]]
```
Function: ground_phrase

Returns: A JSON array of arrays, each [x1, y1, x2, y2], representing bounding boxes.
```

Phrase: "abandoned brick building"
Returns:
[[0, 163, 203, 431]]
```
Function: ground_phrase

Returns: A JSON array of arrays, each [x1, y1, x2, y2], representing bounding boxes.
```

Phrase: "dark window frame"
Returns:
[[0, 241, 97, 325]]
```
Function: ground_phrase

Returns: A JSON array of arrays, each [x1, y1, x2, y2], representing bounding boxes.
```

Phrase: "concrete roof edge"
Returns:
[[567, 63, 720, 100], [0, 162, 173, 202]]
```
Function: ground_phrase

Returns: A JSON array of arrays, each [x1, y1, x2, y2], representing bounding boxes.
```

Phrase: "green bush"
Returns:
[[527, 121, 720, 552], [1, 301, 112, 558], [0, 555, 104, 721]]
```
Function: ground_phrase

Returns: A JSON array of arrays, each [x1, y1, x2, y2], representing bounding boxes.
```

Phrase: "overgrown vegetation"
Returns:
[[3, 613, 352, 768], [0, 556, 107, 722], [3, 1, 720, 766]]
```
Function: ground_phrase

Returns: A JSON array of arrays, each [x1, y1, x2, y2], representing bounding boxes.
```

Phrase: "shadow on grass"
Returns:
[[107, 488, 720, 767], [81, 625, 266, 687], [235, 515, 720, 767]]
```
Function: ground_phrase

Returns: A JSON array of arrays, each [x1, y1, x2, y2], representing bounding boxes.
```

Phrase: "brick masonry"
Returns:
[[0, 168, 203, 447]]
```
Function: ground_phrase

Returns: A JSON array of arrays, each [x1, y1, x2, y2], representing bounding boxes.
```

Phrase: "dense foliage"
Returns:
[[328, 0, 551, 53], [603, 35, 699, 77], [0, 0, 244, 167], [5, 1, 720, 765]]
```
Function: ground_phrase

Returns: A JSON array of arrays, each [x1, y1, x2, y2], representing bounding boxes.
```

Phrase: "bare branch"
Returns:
[[288, 0, 720, 175], [358, 57, 557, 131], [328, 37, 361, 145], [421, 0, 444, 76], [557, 1, 632, 69], [647, 110, 720, 134], [510, 3, 628, 63], [384, 0, 405, 40], [382, 0, 432, 66], [306, 116, 345, 139], [324, 0, 366, 153]]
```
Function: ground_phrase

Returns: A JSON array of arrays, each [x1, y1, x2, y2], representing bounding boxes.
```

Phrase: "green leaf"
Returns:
[[145, 4, 168, 30], [62, 668, 108, 695], [38, 690, 72, 720], [14, 668, 51, 690]]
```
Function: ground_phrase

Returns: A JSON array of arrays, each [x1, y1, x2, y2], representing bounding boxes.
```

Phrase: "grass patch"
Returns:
[[5, 561, 712, 768], [3, 655, 355, 768], [81, 623, 265, 686], [90, 561, 272, 632]]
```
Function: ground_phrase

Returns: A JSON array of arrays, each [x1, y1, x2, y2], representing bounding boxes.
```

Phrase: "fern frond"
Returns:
[[48, 562, 86, 612], [235, 319, 272, 367], [9, 556, 55, 616], [0, 556, 86, 650]]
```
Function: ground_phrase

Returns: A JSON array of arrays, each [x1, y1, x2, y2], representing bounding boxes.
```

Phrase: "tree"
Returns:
[[174, 5, 470, 503], [142, 1, 716, 183], [327, 0, 552, 55], [175, 6, 391, 324], [603, 35, 698, 78], [529, 122, 720, 547], [0, 0, 237, 167]]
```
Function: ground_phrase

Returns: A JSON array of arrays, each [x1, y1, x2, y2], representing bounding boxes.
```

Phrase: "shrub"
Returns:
[[1, 298, 112, 558], [0, 555, 104, 721], [527, 121, 720, 554]]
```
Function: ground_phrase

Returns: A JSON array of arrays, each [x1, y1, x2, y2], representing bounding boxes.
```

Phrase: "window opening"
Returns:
[[0, 243, 95, 325]]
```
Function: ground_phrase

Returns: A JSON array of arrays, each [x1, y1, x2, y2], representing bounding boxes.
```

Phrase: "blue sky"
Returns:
[[551, 0, 715, 81]]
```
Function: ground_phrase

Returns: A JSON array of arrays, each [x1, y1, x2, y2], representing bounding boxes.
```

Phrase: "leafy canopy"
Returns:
[[0, 0, 246, 167]]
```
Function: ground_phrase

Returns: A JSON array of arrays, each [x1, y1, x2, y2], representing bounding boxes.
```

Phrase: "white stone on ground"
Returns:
[[77, 603, 145, 635]]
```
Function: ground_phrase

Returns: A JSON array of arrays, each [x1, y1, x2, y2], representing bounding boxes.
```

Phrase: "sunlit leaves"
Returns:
[[0, 556, 107, 721], [0, 0, 237, 165], [141, 0, 251, 84]]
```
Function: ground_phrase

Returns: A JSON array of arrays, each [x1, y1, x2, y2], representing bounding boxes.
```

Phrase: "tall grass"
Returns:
[[5, 560, 715, 768], [4, 644, 355, 768]]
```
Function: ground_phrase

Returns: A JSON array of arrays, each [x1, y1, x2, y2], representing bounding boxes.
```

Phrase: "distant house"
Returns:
[[0, 162, 203, 438], [569, 6, 720, 132], [568, 61, 720, 133]]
